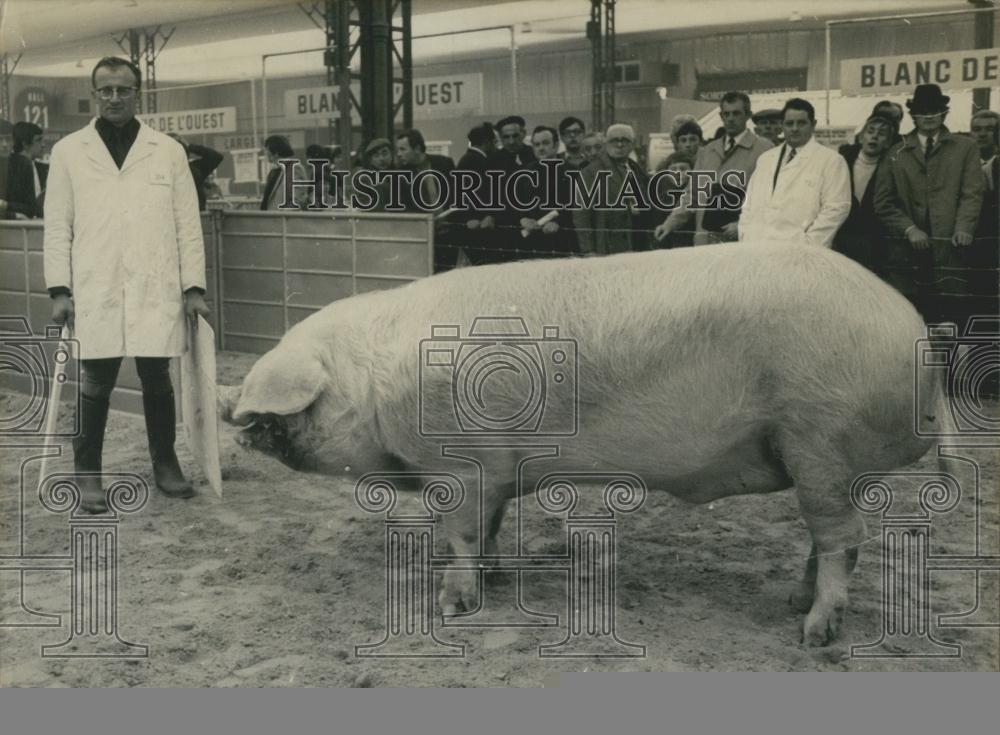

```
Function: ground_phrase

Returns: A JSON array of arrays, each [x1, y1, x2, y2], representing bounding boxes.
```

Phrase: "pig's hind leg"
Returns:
[[780, 432, 866, 647], [788, 541, 859, 614]]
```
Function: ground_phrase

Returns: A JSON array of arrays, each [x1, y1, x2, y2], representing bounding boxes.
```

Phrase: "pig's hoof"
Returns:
[[801, 603, 845, 647], [788, 584, 815, 614], [439, 569, 478, 617]]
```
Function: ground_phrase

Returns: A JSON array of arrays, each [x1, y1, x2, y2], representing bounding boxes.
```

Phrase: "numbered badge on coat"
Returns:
[[149, 170, 170, 186]]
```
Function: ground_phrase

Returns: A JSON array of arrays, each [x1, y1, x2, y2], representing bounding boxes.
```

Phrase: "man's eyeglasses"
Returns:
[[94, 86, 137, 100], [563, 127, 584, 136], [607, 137, 633, 145]]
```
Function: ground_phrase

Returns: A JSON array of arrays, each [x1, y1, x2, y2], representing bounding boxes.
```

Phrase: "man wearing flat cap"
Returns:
[[751, 108, 783, 147], [490, 115, 536, 172], [874, 83, 984, 327]]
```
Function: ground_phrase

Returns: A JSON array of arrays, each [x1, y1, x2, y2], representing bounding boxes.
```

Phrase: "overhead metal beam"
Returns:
[[589, 0, 615, 132], [299, 0, 412, 154], [113, 26, 174, 113], [0, 52, 23, 123], [970, 0, 995, 112]]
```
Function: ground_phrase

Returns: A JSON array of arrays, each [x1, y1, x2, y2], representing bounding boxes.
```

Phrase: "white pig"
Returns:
[[219, 242, 951, 646]]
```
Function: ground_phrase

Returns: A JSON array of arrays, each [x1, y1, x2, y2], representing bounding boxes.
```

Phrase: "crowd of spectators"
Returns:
[[6, 79, 994, 336]]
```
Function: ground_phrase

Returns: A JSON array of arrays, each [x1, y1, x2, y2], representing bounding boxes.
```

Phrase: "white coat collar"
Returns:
[[781, 137, 819, 168], [81, 117, 159, 174]]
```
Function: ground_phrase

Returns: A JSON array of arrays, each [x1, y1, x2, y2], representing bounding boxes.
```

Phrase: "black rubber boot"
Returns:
[[142, 390, 195, 499], [73, 393, 110, 514]]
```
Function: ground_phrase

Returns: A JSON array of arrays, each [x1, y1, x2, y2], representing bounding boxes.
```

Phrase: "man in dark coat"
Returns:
[[486, 115, 537, 258], [0, 117, 11, 216], [5, 121, 48, 219], [572, 123, 654, 255], [170, 134, 224, 211], [874, 84, 985, 326], [488, 114, 536, 173], [428, 152, 455, 175], [454, 122, 499, 266], [833, 113, 897, 274], [515, 125, 578, 259], [971, 124, 999, 356]]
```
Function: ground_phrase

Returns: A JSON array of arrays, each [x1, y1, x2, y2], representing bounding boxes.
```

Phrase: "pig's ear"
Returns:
[[232, 346, 326, 421]]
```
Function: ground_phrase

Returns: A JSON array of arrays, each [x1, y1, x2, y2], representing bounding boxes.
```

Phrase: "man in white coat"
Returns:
[[44, 56, 210, 513], [739, 98, 851, 247]]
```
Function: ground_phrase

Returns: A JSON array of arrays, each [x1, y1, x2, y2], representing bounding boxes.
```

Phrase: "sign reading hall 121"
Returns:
[[284, 74, 483, 123]]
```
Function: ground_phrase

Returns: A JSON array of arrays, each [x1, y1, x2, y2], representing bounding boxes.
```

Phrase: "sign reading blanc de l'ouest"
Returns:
[[840, 48, 1000, 96]]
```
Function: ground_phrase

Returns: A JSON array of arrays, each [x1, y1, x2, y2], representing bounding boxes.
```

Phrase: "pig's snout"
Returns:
[[232, 415, 314, 473], [234, 429, 253, 449], [218, 385, 247, 425]]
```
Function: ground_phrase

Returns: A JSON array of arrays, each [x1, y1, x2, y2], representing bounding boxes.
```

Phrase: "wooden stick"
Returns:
[[38, 325, 72, 494]]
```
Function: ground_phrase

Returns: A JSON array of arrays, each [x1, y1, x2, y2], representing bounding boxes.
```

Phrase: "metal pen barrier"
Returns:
[[0, 217, 223, 417], [215, 210, 434, 354], [0, 210, 436, 412]]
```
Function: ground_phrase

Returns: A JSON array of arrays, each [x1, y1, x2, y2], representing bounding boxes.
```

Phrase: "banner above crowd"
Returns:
[[138, 106, 238, 134], [282, 73, 483, 125], [841, 47, 1000, 96]]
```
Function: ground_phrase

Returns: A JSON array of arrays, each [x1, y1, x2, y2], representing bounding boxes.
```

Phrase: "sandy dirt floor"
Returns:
[[1, 351, 998, 686]]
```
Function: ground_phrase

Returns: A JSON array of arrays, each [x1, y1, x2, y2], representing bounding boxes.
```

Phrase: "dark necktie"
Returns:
[[925, 136, 934, 160], [772, 145, 797, 192], [724, 137, 735, 154]]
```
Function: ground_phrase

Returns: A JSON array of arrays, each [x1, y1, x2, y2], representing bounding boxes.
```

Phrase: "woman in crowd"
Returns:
[[260, 135, 309, 210], [672, 119, 704, 160], [653, 151, 696, 249]]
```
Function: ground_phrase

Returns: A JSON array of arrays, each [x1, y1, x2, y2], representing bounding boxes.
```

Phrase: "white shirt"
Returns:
[[984, 156, 997, 190], [916, 131, 940, 153]]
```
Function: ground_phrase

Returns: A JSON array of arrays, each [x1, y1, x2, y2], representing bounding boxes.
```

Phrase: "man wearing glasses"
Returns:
[[557, 117, 587, 170], [874, 83, 984, 327], [44, 56, 210, 513], [572, 123, 653, 256]]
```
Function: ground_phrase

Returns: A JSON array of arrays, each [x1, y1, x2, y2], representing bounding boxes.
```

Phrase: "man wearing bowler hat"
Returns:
[[873, 83, 984, 327]]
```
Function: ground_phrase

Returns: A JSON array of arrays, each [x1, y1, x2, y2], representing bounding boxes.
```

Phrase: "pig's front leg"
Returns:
[[437, 475, 512, 616]]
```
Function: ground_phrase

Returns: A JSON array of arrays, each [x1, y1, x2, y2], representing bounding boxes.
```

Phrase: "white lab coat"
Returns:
[[739, 138, 851, 247], [44, 118, 206, 360]]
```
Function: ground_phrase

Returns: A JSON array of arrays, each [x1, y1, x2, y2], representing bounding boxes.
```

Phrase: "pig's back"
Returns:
[[305, 244, 927, 483], [386, 243, 924, 371]]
